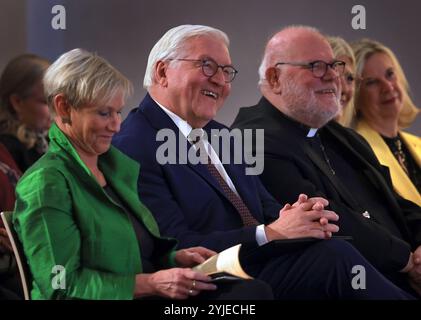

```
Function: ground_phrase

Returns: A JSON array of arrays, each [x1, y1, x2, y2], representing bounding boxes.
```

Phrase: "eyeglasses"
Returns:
[[275, 60, 346, 78], [168, 58, 238, 83]]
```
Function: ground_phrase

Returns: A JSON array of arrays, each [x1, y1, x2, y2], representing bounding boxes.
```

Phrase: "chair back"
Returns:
[[1, 211, 31, 300]]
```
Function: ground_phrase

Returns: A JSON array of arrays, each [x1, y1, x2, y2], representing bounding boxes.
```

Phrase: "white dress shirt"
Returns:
[[154, 98, 268, 245]]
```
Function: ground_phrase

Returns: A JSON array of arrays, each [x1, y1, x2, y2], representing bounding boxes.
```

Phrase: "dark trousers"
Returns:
[[0, 252, 23, 300], [245, 239, 414, 300], [196, 279, 273, 300], [141, 279, 274, 300]]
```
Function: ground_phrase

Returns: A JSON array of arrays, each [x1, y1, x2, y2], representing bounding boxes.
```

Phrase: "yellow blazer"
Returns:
[[355, 120, 421, 206]]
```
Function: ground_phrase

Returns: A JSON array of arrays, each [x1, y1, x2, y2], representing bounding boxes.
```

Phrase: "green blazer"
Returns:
[[13, 123, 177, 300]]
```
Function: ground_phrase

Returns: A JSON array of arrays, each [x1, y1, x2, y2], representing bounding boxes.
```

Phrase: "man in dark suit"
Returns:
[[113, 24, 414, 299], [232, 25, 421, 296]]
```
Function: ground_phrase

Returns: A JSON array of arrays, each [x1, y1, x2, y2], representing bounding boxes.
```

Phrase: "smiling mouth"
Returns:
[[382, 97, 398, 104], [315, 88, 336, 95], [201, 90, 219, 100]]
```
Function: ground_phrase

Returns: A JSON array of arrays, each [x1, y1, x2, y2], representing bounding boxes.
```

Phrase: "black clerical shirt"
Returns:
[[311, 130, 404, 239]]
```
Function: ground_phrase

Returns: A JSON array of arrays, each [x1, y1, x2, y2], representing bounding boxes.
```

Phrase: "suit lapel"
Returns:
[[266, 113, 362, 210], [223, 161, 262, 219], [196, 123, 263, 212], [302, 137, 364, 211], [186, 149, 230, 201], [327, 123, 396, 196], [99, 147, 162, 237], [401, 131, 421, 167], [140, 95, 233, 203], [325, 123, 411, 227], [139, 94, 181, 133]]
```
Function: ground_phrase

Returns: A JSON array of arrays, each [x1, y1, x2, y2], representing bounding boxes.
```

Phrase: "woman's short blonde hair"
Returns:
[[327, 36, 356, 127], [44, 48, 133, 114], [352, 38, 419, 128]]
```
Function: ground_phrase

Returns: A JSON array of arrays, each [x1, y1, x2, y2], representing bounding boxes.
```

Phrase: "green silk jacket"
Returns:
[[13, 123, 177, 299]]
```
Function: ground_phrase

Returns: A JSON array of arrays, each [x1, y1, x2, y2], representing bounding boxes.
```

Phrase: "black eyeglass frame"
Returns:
[[168, 58, 238, 83], [275, 60, 346, 78]]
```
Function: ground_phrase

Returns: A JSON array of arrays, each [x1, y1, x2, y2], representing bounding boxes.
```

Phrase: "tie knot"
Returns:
[[188, 128, 205, 145]]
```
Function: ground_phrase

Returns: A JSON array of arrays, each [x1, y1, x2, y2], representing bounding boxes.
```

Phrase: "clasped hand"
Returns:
[[265, 193, 339, 241], [404, 246, 421, 296]]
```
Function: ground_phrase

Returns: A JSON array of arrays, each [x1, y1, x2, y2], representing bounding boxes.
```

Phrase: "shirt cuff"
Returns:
[[255, 224, 269, 246]]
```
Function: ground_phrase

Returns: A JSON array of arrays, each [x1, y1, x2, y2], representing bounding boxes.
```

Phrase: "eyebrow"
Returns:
[[200, 56, 233, 66]]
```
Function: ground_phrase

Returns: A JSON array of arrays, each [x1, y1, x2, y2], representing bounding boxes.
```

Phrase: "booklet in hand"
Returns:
[[192, 244, 253, 282], [192, 236, 353, 282]]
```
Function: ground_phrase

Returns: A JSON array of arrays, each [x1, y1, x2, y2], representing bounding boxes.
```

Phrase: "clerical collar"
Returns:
[[307, 128, 318, 138], [277, 108, 318, 137]]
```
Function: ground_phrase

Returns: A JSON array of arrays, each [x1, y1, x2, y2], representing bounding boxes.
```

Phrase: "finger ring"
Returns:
[[192, 280, 196, 288], [189, 289, 194, 295]]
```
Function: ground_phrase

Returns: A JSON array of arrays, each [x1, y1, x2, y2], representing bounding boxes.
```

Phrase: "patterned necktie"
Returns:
[[188, 130, 259, 227]]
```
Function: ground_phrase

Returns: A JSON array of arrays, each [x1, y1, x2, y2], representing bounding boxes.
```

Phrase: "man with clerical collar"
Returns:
[[113, 24, 416, 299], [232, 25, 421, 296]]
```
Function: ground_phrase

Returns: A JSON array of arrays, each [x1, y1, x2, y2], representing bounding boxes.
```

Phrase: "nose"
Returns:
[[108, 112, 121, 133], [209, 67, 226, 86], [322, 64, 339, 81], [380, 79, 394, 93]]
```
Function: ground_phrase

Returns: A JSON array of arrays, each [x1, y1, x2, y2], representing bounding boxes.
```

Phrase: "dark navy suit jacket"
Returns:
[[112, 94, 282, 251]]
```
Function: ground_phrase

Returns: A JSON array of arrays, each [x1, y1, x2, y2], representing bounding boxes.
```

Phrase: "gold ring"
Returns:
[[192, 280, 196, 288], [189, 289, 194, 295]]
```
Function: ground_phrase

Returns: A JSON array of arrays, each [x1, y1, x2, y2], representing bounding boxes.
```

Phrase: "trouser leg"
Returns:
[[196, 279, 274, 300], [246, 239, 414, 300]]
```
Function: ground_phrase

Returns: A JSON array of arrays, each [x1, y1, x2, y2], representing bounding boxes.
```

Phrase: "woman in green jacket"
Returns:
[[13, 49, 271, 300]]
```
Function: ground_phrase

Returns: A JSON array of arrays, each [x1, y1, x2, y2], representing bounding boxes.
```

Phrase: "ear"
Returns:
[[53, 94, 72, 124], [9, 94, 24, 114], [265, 67, 282, 94], [155, 60, 169, 87]]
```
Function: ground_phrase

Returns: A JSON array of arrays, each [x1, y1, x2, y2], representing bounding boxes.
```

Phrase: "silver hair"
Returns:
[[143, 24, 229, 89]]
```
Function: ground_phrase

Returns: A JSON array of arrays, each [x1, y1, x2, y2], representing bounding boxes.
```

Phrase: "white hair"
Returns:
[[143, 24, 229, 89], [258, 25, 322, 86], [44, 48, 132, 114]]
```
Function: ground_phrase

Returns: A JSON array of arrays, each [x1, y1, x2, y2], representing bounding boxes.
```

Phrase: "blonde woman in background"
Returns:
[[352, 39, 420, 206], [327, 36, 357, 127], [0, 54, 51, 172]]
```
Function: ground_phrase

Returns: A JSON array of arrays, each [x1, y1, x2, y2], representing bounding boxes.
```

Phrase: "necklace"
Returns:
[[313, 133, 336, 176], [393, 138, 409, 175]]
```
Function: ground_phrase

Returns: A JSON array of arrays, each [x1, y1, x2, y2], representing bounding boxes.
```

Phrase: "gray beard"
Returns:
[[281, 78, 340, 128]]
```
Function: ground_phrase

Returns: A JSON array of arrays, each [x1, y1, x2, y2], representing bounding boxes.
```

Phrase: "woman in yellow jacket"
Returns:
[[352, 39, 421, 206]]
